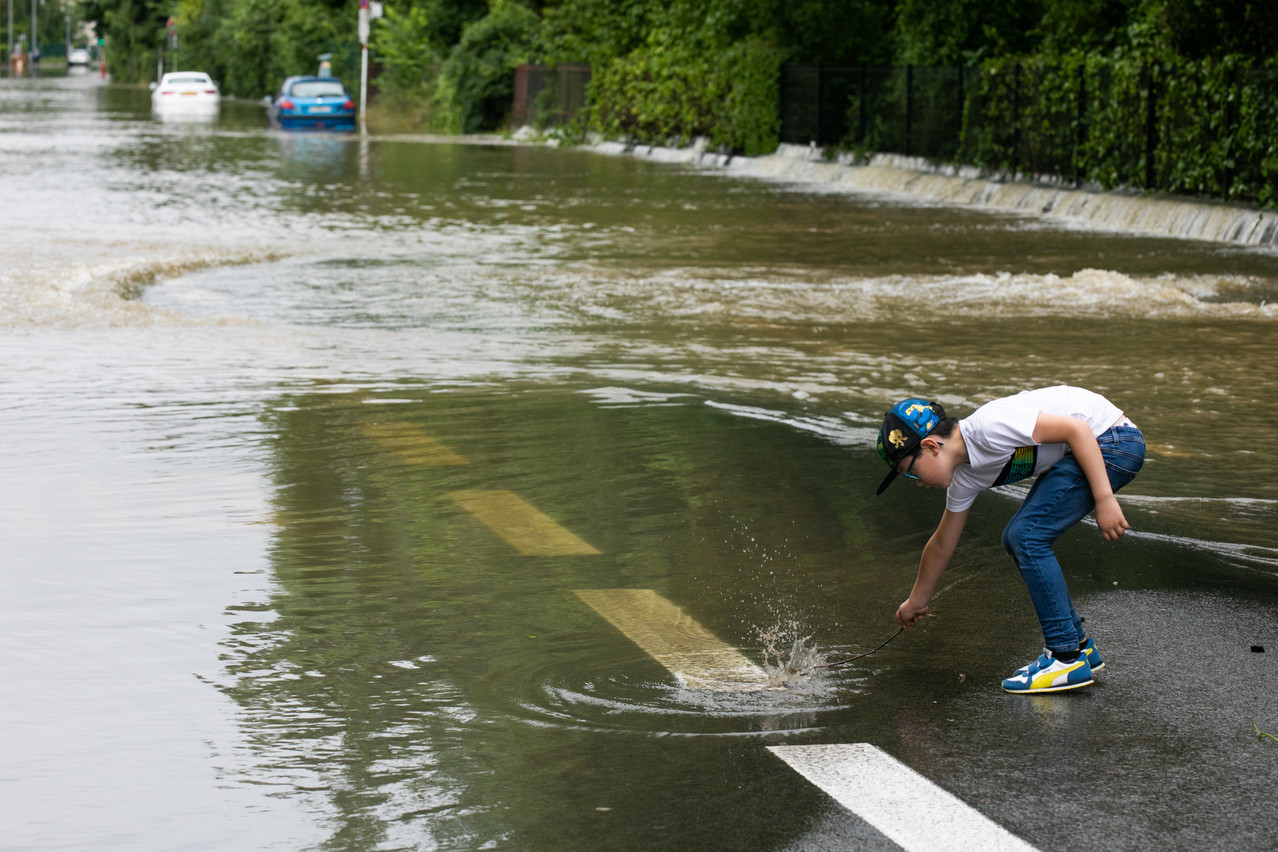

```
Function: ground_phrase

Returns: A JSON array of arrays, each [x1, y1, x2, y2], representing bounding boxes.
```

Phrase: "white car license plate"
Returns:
[[310, 105, 333, 114]]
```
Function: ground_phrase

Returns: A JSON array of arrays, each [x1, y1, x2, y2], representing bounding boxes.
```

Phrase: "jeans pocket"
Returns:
[[1103, 444, 1145, 479]]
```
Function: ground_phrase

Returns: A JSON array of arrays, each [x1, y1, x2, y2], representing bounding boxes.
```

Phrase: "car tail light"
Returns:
[[204, 89, 217, 94], [279, 99, 295, 110], [343, 100, 354, 110], [161, 90, 175, 95]]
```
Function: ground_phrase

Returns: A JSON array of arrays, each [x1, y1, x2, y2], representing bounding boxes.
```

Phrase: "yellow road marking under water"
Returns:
[[448, 490, 600, 556], [574, 589, 768, 691], [361, 422, 469, 466]]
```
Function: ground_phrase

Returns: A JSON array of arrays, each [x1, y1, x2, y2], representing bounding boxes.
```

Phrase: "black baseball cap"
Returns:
[[876, 398, 946, 495]]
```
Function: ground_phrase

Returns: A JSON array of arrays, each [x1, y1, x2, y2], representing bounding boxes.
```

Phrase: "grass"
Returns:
[[1255, 720, 1278, 745], [365, 94, 440, 135]]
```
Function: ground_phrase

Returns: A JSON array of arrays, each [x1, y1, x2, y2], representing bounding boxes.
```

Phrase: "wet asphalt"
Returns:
[[778, 588, 1278, 851]]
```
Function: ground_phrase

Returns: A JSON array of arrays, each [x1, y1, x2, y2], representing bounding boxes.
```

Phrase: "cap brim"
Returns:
[[876, 467, 900, 496]]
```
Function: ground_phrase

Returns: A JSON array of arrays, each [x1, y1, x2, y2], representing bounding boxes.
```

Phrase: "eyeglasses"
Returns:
[[900, 441, 941, 482], [900, 453, 922, 482]]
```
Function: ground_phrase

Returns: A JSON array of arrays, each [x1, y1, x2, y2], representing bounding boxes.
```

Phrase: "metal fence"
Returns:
[[502, 60, 1276, 202], [780, 65, 976, 161], [780, 61, 1278, 202], [511, 65, 592, 129]]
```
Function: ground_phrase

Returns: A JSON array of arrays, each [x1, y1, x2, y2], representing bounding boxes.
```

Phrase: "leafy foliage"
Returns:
[[577, 1, 788, 154], [372, 3, 444, 99], [960, 51, 1278, 203], [85, 0, 1278, 202], [168, 0, 354, 95], [435, 0, 544, 133], [100, 0, 171, 82], [894, 0, 1041, 65]]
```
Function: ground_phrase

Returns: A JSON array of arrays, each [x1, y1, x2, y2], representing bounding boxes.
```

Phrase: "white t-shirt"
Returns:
[[946, 386, 1123, 512]]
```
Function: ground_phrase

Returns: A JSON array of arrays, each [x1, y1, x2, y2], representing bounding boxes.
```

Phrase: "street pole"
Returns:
[[358, 0, 368, 135], [29, 0, 34, 62]]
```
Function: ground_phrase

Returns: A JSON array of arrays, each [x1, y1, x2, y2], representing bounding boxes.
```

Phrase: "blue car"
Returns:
[[268, 76, 356, 131]]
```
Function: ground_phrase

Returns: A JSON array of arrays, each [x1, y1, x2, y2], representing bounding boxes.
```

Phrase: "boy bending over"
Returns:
[[876, 386, 1145, 694]]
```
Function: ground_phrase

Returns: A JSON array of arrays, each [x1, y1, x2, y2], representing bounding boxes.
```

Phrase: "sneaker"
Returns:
[[1080, 636, 1105, 672], [1002, 650, 1093, 694], [1011, 638, 1105, 676]]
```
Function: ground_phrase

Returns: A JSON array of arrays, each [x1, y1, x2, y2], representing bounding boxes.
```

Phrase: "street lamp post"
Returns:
[[358, 0, 368, 134], [357, 0, 382, 135]]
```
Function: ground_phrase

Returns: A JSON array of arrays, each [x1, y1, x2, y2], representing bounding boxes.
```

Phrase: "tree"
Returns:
[[97, 0, 169, 82], [436, 0, 544, 132], [772, 0, 897, 66], [893, 0, 1043, 65], [1141, 0, 1278, 60], [1032, 0, 1140, 55]]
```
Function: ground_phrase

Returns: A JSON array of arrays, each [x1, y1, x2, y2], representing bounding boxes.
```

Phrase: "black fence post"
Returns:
[[1144, 62, 1158, 190], [1012, 63, 1021, 175], [1222, 65, 1236, 201], [905, 65, 914, 156], [1075, 62, 1086, 187], [814, 66, 823, 145], [858, 65, 867, 146]]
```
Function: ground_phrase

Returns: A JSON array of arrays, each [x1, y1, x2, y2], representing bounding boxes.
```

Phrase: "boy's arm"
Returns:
[[897, 507, 969, 628], [1031, 412, 1129, 540]]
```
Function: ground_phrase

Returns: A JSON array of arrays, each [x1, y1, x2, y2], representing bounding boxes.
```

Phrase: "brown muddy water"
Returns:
[[3, 74, 1277, 851]]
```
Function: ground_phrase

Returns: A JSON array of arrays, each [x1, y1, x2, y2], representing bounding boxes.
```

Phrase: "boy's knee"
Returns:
[[1002, 517, 1030, 561], [1001, 522, 1018, 559], [1004, 515, 1057, 563]]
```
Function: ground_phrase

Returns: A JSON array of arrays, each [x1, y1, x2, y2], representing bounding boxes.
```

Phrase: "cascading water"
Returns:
[[612, 142, 1278, 248]]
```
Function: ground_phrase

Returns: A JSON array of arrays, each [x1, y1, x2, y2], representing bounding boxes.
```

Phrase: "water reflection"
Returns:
[[229, 383, 1271, 848], [222, 387, 907, 845], [152, 103, 220, 124], [275, 131, 361, 180]]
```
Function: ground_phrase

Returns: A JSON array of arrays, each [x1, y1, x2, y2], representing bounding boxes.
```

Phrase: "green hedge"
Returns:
[[587, 35, 785, 157], [963, 52, 1278, 204], [436, 0, 543, 134]]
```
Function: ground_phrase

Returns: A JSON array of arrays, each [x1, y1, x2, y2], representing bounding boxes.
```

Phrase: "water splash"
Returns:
[[759, 621, 824, 688]]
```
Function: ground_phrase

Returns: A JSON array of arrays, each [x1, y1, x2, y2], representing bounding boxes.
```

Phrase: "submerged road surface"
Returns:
[[2, 73, 1277, 851]]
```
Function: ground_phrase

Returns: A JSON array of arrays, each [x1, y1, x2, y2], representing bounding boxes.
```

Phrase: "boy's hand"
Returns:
[[896, 598, 930, 628], [1095, 494, 1130, 541]]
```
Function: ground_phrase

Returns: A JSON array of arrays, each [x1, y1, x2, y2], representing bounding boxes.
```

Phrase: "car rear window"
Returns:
[[290, 81, 348, 98], [168, 75, 211, 85]]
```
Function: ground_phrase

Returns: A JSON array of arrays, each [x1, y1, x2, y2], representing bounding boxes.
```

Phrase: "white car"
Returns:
[[67, 47, 91, 66], [150, 72, 220, 115]]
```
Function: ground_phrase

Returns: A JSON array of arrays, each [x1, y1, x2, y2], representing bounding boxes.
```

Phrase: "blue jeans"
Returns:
[[1001, 425, 1146, 654]]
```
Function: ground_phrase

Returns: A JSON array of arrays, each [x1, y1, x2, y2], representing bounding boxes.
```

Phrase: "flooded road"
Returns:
[[3, 74, 1277, 851]]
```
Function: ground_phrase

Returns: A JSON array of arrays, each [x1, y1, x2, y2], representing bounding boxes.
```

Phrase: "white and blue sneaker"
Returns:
[[1011, 638, 1105, 676], [1002, 649, 1093, 694], [1080, 636, 1105, 671]]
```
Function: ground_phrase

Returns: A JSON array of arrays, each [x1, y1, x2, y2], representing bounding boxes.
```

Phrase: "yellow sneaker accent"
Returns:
[[1030, 659, 1090, 691]]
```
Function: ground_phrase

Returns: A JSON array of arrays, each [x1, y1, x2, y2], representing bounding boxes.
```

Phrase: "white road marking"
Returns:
[[574, 589, 769, 691], [768, 743, 1038, 852]]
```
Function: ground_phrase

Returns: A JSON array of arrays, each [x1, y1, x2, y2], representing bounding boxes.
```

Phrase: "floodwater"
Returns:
[[3, 73, 1278, 851]]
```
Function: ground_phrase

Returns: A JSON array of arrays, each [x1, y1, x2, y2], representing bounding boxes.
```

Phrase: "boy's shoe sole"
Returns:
[[1003, 676, 1093, 694]]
